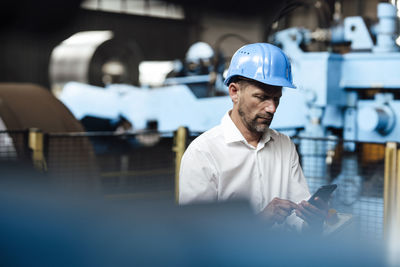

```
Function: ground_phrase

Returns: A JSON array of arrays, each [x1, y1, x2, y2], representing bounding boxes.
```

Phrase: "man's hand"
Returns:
[[261, 197, 299, 226], [295, 197, 329, 229]]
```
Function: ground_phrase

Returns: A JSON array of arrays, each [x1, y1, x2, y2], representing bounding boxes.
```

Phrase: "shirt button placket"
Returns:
[[253, 150, 263, 211], [256, 150, 265, 210]]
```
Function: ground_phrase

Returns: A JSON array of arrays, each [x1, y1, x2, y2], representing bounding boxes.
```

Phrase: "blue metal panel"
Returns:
[[341, 53, 400, 88], [292, 52, 345, 107], [270, 87, 307, 130]]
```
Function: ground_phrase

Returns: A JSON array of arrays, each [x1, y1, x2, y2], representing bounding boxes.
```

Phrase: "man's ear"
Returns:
[[229, 83, 240, 103]]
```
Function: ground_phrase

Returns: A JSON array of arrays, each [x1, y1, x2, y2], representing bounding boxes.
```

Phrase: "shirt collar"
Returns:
[[260, 128, 272, 144], [221, 111, 274, 145], [222, 111, 245, 144]]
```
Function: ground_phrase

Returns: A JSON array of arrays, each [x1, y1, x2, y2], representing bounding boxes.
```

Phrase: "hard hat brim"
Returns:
[[224, 75, 296, 89], [262, 77, 296, 89]]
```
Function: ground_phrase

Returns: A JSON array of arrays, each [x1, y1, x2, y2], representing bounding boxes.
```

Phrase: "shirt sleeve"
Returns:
[[286, 140, 311, 230], [288, 140, 310, 202], [178, 143, 218, 205]]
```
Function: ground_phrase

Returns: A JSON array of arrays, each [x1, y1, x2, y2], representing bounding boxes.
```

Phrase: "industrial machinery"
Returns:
[[274, 2, 400, 145], [59, 2, 398, 188], [57, 39, 231, 133], [55, 3, 400, 239], [58, 3, 400, 142], [50, 31, 143, 96], [271, 2, 400, 198]]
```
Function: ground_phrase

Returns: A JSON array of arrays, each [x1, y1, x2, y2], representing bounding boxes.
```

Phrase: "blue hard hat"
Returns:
[[224, 43, 296, 88]]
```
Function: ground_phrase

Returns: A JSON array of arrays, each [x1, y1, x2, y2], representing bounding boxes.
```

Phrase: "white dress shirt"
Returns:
[[179, 112, 311, 227]]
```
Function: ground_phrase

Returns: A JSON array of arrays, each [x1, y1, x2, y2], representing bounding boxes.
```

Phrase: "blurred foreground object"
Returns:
[[0, 184, 386, 267]]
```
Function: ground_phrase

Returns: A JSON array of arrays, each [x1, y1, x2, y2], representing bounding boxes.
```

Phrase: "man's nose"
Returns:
[[264, 100, 278, 114]]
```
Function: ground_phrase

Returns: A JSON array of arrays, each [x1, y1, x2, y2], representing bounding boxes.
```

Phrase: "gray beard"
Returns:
[[238, 107, 270, 134]]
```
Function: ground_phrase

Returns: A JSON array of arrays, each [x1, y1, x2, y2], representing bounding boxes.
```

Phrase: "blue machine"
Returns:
[[270, 4, 400, 208], [274, 2, 400, 145], [60, 81, 232, 133]]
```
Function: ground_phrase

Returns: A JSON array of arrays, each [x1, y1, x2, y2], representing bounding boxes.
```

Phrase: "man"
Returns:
[[179, 43, 328, 230]]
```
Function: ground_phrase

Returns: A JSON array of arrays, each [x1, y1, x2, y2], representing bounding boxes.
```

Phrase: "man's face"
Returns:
[[236, 81, 282, 134]]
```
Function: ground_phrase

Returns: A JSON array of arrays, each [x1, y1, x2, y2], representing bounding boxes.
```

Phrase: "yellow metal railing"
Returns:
[[384, 142, 400, 265], [28, 128, 47, 172], [173, 127, 188, 203]]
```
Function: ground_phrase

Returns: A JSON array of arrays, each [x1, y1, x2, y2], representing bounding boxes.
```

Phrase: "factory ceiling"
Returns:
[[0, 0, 336, 32], [0, 0, 83, 32], [163, 0, 320, 18]]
